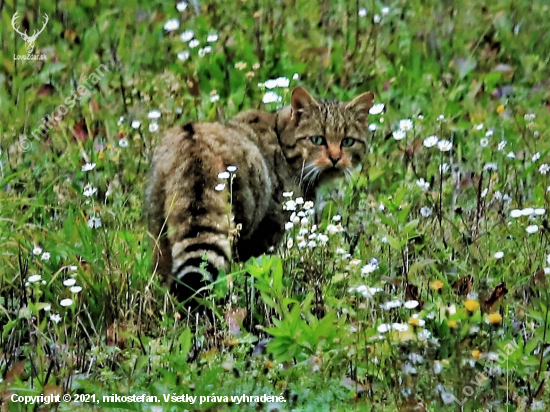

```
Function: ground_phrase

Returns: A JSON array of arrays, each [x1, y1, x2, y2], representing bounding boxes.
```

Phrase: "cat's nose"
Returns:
[[329, 156, 340, 166]]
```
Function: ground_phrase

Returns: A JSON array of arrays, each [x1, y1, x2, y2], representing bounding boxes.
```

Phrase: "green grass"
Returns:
[[2, 0, 550, 410]]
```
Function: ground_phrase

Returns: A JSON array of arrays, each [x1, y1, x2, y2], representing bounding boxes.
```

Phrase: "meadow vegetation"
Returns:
[[1, 0, 550, 410]]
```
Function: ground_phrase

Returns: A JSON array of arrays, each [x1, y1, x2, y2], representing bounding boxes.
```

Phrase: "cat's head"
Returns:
[[277, 87, 374, 189]]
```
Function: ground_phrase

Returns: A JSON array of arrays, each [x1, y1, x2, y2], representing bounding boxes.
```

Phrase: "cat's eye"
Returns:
[[310, 136, 326, 146], [341, 137, 356, 147]]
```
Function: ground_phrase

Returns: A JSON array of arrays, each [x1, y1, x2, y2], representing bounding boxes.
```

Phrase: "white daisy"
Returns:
[[361, 262, 378, 275], [63, 278, 76, 287], [81, 162, 96, 172], [163, 18, 180, 32], [380, 300, 402, 310], [176, 1, 187, 11], [526, 225, 539, 234], [494, 251, 504, 259], [83, 184, 97, 197], [510, 209, 522, 218], [262, 91, 282, 104], [147, 110, 161, 119], [377, 323, 391, 333], [28, 274, 42, 283], [420, 206, 432, 217], [180, 30, 194, 42], [284, 200, 296, 211], [60, 298, 73, 307], [393, 129, 406, 140], [207, 33, 219, 42], [416, 178, 430, 191], [369, 103, 385, 115], [50, 313, 62, 323], [198, 46, 212, 57], [149, 122, 159, 133], [264, 77, 290, 89], [87, 217, 102, 229], [392, 323, 409, 332], [423, 135, 439, 147], [177, 51, 190, 61], [399, 119, 413, 131], [437, 140, 452, 152]]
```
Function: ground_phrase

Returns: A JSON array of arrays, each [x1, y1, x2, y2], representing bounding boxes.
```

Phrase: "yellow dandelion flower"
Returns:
[[409, 317, 420, 327], [448, 320, 457, 328], [471, 350, 482, 359], [497, 105, 505, 114], [464, 299, 480, 312], [486, 313, 502, 325], [431, 280, 444, 291]]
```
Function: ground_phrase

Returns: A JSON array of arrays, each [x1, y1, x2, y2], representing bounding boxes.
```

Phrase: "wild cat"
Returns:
[[144, 87, 374, 306]]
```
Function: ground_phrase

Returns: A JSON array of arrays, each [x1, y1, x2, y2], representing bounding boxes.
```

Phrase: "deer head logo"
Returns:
[[12, 11, 49, 56]]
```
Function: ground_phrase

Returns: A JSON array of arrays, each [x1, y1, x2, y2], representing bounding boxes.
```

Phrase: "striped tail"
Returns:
[[170, 242, 230, 307], [163, 123, 232, 308]]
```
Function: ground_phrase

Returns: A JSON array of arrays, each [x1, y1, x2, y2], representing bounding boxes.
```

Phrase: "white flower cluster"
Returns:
[[422, 134, 452, 151], [509, 207, 545, 218], [25, 265, 81, 323], [215, 165, 238, 191], [257, 77, 292, 105], [348, 285, 383, 298]]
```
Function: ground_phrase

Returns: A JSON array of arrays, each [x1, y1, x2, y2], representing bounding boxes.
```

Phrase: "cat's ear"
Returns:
[[291, 87, 320, 121], [344, 91, 375, 119]]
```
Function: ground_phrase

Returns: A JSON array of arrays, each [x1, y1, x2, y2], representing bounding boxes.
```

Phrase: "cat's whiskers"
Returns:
[[295, 162, 316, 186], [344, 168, 353, 182], [302, 165, 321, 194]]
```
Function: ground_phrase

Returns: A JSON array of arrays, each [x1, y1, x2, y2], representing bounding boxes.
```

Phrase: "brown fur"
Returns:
[[144, 87, 374, 304]]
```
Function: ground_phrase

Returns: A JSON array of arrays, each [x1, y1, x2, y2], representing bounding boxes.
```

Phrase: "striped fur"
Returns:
[[144, 87, 374, 306]]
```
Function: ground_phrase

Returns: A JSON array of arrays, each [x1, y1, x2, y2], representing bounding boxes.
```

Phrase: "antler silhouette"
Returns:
[[28, 13, 49, 41], [11, 11, 28, 41], [12, 12, 48, 55]]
